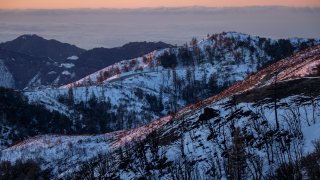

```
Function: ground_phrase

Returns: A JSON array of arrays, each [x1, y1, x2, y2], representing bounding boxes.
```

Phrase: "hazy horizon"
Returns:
[[2, 0, 320, 9], [0, 6, 319, 49], [1, 5, 320, 10]]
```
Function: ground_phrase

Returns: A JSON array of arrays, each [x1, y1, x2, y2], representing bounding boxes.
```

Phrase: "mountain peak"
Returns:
[[0, 34, 85, 62], [17, 34, 43, 40]]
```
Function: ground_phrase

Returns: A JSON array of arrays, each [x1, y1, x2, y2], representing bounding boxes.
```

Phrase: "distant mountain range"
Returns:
[[0, 34, 172, 89]]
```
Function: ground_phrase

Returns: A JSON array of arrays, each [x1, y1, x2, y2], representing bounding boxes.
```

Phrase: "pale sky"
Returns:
[[1, 0, 320, 9]]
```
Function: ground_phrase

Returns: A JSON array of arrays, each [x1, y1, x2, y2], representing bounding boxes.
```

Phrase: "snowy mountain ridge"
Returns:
[[64, 31, 318, 88]]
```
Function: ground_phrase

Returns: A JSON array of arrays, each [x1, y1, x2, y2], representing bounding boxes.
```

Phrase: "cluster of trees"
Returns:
[[260, 38, 316, 69], [57, 87, 166, 134], [160, 66, 227, 112], [145, 93, 164, 114], [158, 38, 203, 69], [0, 87, 72, 146], [158, 51, 177, 68], [268, 139, 320, 179], [59, 93, 129, 133], [264, 39, 294, 63]]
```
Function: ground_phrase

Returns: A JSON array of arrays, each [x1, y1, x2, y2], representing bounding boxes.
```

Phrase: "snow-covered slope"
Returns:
[[1, 45, 320, 179], [21, 32, 319, 133]]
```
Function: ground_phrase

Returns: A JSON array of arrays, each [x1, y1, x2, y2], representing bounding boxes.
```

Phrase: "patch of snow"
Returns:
[[60, 63, 75, 69], [302, 123, 320, 153], [67, 56, 79, 60], [62, 71, 71, 76], [26, 72, 41, 89], [52, 75, 60, 85], [48, 71, 57, 75], [24, 89, 73, 117]]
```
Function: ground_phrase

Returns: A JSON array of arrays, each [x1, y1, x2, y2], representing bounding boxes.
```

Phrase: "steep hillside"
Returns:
[[1, 45, 320, 179]]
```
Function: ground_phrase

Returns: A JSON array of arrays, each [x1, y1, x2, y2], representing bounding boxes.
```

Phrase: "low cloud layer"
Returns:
[[0, 7, 319, 49]]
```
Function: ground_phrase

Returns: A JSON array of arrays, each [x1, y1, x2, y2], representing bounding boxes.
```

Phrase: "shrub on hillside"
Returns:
[[158, 51, 177, 68]]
